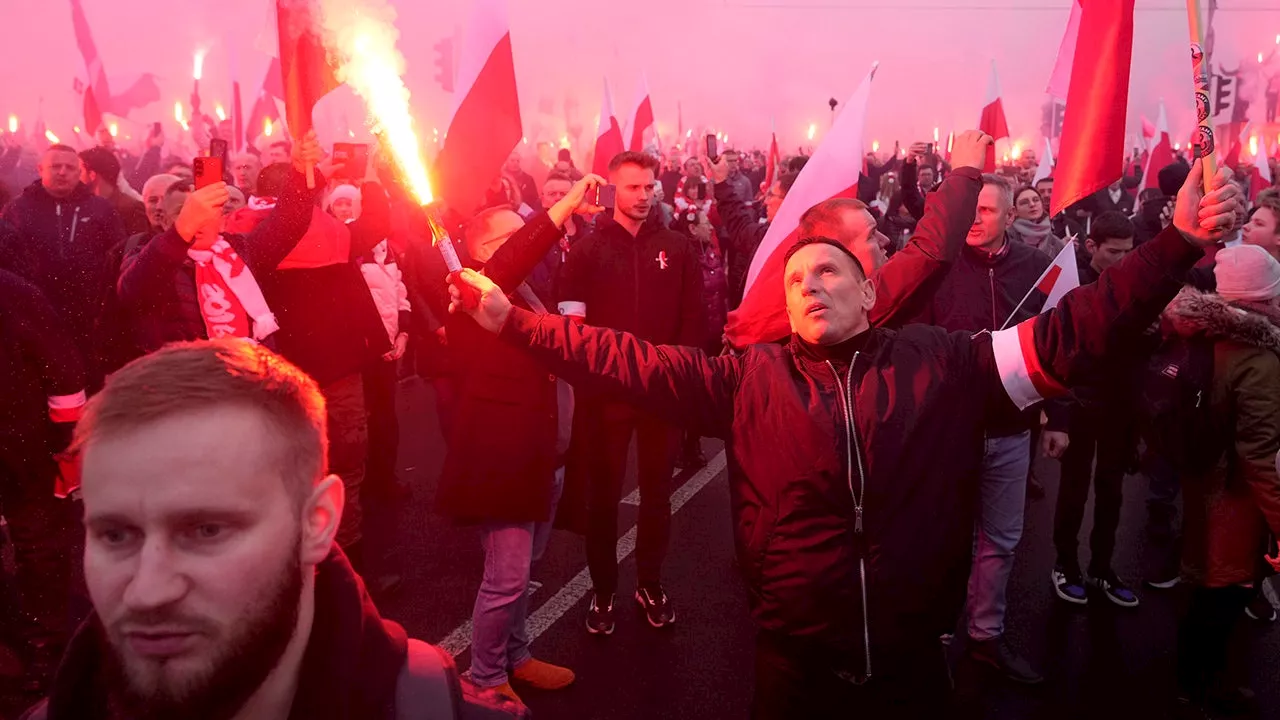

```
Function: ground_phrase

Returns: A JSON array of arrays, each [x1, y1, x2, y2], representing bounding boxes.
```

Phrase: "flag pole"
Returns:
[[1185, 0, 1217, 191]]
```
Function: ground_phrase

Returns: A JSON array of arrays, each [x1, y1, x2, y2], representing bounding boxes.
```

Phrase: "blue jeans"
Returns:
[[471, 468, 564, 688], [968, 431, 1031, 642]]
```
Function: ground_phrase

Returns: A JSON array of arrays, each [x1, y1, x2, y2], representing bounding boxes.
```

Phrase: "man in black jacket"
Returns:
[[903, 173, 1056, 684], [445, 159, 1241, 717], [556, 151, 703, 634], [1, 144, 127, 382], [0, 268, 87, 698]]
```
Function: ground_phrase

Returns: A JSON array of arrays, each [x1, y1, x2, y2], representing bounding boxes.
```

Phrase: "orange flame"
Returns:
[[193, 50, 206, 81], [174, 102, 188, 130], [7, 115, 16, 133], [45, 130, 59, 144], [263, 118, 273, 137], [319, 0, 432, 204], [108, 122, 119, 137], [215, 105, 227, 122]]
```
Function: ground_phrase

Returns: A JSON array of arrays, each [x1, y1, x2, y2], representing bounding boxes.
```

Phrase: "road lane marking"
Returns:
[[436, 450, 727, 657]]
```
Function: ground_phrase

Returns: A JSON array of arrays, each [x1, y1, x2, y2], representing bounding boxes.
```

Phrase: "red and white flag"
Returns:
[[591, 78, 625, 177], [1049, 0, 1136, 217], [1141, 115, 1156, 146], [625, 75, 655, 153], [724, 65, 876, 349], [979, 61, 1010, 172], [275, 0, 340, 138], [990, 241, 1080, 409], [762, 119, 781, 191], [71, 0, 160, 117], [434, 0, 523, 218], [1032, 137, 1054, 186], [1140, 100, 1174, 194], [1046, 0, 1083, 102], [1251, 134, 1273, 201]]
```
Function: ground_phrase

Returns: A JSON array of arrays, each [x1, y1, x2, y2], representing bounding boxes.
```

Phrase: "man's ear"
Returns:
[[300, 474, 345, 566], [1084, 239, 1098, 255], [860, 276, 877, 310]]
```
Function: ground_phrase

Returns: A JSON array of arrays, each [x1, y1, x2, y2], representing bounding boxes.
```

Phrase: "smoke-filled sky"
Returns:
[[2, 0, 1279, 156]]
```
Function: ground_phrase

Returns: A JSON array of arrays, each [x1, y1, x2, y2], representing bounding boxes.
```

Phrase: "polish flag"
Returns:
[[1251, 135, 1273, 201], [1046, 0, 1083, 101], [1141, 116, 1156, 147], [724, 65, 876, 349], [592, 78, 625, 177], [762, 120, 781, 191], [625, 75, 655, 153], [434, 0, 523, 218], [1035, 241, 1081, 313], [1141, 101, 1174, 194], [1049, 0, 1135, 217], [275, 0, 340, 139], [1032, 137, 1054, 186], [979, 61, 1010, 172]]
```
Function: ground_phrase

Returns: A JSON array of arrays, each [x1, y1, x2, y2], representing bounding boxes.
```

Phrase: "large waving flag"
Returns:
[[1049, 0, 1136, 217], [979, 61, 1010, 172], [276, 0, 340, 138], [625, 75, 655, 153], [1046, 1, 1083, 102], [434, 0, 523, 217], [1141, 101, 1173, 194], [70, 0, 160, 117], [592, 78, 625, 177], [724, 66, 875, 349]]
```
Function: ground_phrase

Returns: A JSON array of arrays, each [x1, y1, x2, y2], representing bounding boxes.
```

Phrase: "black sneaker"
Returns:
[[1052, 564, 1089, 605], [586, 592, 616, 635], [1245, 592, 1276, 622], [1088, 568, 1140, 608], [635, 586, 676, 628], [967, 636, 1044, 685]]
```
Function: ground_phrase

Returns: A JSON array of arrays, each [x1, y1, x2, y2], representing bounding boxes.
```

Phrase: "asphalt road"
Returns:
[[372, 377, 1280, 720]]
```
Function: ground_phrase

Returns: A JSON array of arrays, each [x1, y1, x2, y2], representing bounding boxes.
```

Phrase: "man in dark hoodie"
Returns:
[[0, 267, 87, 697], [22, 340, 521, 720], [1, 144, 127, 381]]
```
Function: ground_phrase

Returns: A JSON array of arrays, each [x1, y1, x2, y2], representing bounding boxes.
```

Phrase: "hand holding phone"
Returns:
[[195, 138, 229, 189], [706, 134, 720, 163], [593, 184, 617, 210]]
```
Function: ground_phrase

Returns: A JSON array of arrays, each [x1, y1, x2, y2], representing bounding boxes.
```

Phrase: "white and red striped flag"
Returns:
[[991, 240, 1080, 408], [1033, 137, 1055, 186], [979, 61, 1010, 172], [1048, 0, 1136, 217], [434, 0, 523, 218], [1141, 116, 1156, 147], [724, 65, 876, 349], [625, 75, 655, 153], [1046, 0, 1083, 102], [762, 118, 780, 191], [1141, 100, 1174, 194], [592, 78, 625, 177]]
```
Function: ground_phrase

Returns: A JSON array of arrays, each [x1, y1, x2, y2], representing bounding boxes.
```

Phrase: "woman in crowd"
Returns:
[[1009, 185, 1067, 257]]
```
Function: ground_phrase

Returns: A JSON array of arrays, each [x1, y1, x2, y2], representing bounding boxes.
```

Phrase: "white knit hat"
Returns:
[[1215, 244, 1280, 302], [324, 184, 362, 220]]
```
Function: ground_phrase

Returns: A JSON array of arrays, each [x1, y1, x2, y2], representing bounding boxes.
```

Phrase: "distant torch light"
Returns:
[[872, 140, 880, 153], [7, 115, 17, 133], [193, 50, 205, 81], [45, 130, 59, 144], [263, 119, 273, 137], [808, 124, 817, 141], [215, 105, 226, 122], [109, 122, 119, 137]]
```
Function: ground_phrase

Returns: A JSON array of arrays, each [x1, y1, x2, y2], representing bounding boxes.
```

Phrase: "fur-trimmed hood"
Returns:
[[1163, 287, 1280, 356]]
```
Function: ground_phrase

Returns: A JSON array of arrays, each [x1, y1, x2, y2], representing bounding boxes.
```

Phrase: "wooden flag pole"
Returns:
[[1185, 0, 1218, 191]]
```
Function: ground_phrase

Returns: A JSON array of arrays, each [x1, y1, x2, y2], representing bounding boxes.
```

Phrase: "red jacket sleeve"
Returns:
[[499, 306, 740, 438], [870, 167, 981, 329]]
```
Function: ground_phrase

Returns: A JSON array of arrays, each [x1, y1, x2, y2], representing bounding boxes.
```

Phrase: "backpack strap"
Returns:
[[396, 639, 462, 720]]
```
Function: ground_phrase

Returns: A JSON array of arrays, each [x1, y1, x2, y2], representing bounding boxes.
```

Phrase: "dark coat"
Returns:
[[0, 181, 126, 363], [713, 176, 767, 309], [498, 225, 1199, 676], [1164, 289, 1280, 588], [424, 213, 568, 524], [117, 168, 316, 354]]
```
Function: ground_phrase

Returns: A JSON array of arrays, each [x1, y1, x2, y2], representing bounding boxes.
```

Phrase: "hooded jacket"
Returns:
[[497, 224, 1201, 680], [22, 549, 524, 720], [1163, 288, 1280, 587], [0, 180, 127, 362]]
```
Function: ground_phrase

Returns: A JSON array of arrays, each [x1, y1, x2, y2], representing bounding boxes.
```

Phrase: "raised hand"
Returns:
[[291, 130, 323, 175], [948, 130, 994, 172], [1174, 159, 1243, 248], [175, 182, 229, 247]]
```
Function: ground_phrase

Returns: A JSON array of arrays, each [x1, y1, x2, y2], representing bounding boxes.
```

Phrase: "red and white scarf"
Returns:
[[188, 237, 279, 341]]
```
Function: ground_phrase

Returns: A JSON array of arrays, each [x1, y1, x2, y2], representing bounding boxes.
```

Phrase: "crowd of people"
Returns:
[[0, 105, 1277, 719]]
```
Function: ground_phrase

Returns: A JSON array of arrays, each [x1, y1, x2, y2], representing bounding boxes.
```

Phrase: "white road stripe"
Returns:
[[436, 451, 727, 657]]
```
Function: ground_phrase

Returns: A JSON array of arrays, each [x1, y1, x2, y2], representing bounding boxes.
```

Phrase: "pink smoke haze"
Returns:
[[2, 0, 1278, 154]]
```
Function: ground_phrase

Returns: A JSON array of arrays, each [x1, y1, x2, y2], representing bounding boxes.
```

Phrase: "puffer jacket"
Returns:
[[360, 239, 411, 344], [0, 181, 126, 362], [499, 225, 1201, 680], [1163, 288, 1280, 587]]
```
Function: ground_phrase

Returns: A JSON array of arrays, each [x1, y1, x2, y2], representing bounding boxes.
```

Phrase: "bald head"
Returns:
[[142, 174, 182, 231], [798, 198, 889, 275], [464, 208, 524, 265]]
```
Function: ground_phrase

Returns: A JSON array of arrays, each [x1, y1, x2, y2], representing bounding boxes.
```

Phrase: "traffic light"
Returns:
[[434, 38, 455, 93]]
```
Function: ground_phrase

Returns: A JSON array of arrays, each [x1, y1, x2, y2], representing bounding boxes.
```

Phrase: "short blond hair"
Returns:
[[74, 340, 328, 504]]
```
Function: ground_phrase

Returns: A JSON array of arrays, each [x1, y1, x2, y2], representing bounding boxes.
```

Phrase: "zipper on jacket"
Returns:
[[69, 206, 81, 247], [825, 354, 872, 684], [989, 268, 997, 329]]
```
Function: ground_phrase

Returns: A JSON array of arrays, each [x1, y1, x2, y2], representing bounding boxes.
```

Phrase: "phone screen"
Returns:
[[332, 143, 370, 181], [194, 157, 224, 190]]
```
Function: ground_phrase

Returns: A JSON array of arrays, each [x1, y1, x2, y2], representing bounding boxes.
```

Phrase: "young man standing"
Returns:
[[557, 151, 703, 634]]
